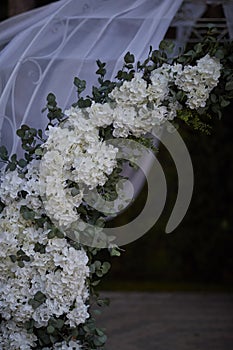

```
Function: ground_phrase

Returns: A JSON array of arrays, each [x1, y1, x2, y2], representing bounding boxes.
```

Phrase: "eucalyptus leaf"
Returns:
[[0, 145, 8, 161], [225, 80, 233, 91]]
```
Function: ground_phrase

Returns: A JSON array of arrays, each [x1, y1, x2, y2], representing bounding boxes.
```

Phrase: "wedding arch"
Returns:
[[0, 1, 233, 349]]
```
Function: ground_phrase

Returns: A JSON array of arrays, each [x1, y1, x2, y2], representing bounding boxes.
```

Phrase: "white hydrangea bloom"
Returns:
[[0, 321, 37, 350], [39, 149, 82, 228], [112, 104, 168, 138], [66, 295, 90, 327], [41, 111, 118, 228], [64, 106, 99, 145], [147, 69, 169, 102], [112, 105, 137, 137], [72, 140, 118, 188], [110, 72, 148, 105], [0, 183, 90, 334], [0, 169, 24, 203], [197, 54, 222, 83], [175, 54, 221, 109], [87, 102, 114, 127]]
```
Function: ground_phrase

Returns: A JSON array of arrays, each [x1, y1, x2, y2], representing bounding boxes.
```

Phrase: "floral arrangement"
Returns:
[[0, 30, 233, 349]]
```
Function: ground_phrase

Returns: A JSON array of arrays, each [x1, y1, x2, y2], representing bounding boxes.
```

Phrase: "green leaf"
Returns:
[[77, 98, 92, 108], [47, 93, 56, 104], [34, 291, 46, 303], [74, 77, 86, 95], [210, 94, 217, 103], [0, 145, 8, 161], [124, 51, 135, 64], [48, 230, 56, 239], [93, 334, 107, 346], [16, 129, 25, 138], [91, 280, 100, 286], [220, 98, 230, 107], [47, 325, 55, 334], [110, 247, 121, 256], [24, 319, 35, 331], [6, 162, 17, 171], [18, 261, 24, 268], [50, 318, 64, 330], [10, 154, 17, 162], [34, 243, 46, 254], [225, 81, 233, 91], [18, 159, 27, 168], [96, 67, 106, 76], [101, 261, 111, 274], [35, 147, 43, 156], [9, 255, 17, 263], [20, 206, 35, 221], [159, 40, 174, 53], [96, 59, 106, 68], [55, 230, 64, 239]]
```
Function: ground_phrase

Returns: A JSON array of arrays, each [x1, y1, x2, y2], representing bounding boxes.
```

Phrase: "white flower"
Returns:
[[72, 140, 118, 188], [66, 296, 89, 327], [0, 321, 37, 349], [110, 72, 148, 105], [0, 169, 24, 203], [112, 105, 137, 137], [175, 54, 221, 109], [147, 69, 169, 102], [87, 102, 114, 127]]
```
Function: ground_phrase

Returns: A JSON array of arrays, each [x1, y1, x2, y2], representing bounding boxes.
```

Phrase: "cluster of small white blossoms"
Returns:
[[109, 54, 221, 136], [40, 108, 119, 228], [39, 54, 221, 231], [174, 54, 222, 109], [0, 161, 89, 350]]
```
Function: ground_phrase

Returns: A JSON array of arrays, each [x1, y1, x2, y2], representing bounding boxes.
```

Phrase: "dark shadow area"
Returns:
[[99, 102, 233, 292]]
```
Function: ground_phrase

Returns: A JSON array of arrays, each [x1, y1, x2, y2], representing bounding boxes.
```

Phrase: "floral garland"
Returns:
[[0, 31, 233, 349]]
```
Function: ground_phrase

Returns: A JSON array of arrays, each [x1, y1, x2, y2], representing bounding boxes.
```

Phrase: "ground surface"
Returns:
[[97, 292, 233, 350]]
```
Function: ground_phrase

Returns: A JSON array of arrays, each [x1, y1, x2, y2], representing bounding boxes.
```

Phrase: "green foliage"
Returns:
[[176, 109, 212, 134], [28, 291, 47, 310], [16, 124, 45, 162], [0, 145, 8, 161], [74, 77, 86, 96], [42, 93, 64, 126], [20, 205, 36, 221], [0, 145, 24, 170], [97, 160, 125, 201]]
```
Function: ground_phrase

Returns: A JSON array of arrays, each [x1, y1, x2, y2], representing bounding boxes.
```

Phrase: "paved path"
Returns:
[[96, 292, 233, 350]]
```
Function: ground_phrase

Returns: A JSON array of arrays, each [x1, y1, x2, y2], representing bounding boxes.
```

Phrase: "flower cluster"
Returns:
[[0, 162, 89, 349], [174, 54, 222, 109], [110, 54, 221, 136], [40, 54, 221, 232]]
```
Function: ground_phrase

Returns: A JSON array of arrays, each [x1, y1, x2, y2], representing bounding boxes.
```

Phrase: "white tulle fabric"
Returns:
[[171, 1, 206, 54], [0, 0, 183, 154], [223, 1, 233, 39]]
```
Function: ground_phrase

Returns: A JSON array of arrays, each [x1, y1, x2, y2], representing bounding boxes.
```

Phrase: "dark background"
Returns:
[[1, 0, 233, 291]]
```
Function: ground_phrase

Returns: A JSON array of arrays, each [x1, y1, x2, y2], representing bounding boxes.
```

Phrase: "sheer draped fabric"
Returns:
[[0, 0, 183, 154], [171, 1, 206, 54], [223, 1, 233, 39]]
